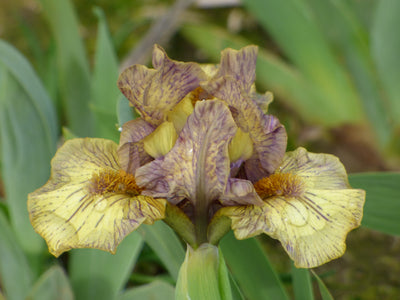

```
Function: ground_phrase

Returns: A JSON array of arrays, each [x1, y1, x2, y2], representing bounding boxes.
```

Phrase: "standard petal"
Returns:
[[223, 147, 365, 268], [203, 74, 287, 178], [136, 100, 237, 206], [28, 138, 165, 257], [118, 45, 207, 126], [118, 118, 154, 173], [215, 46, 258, 91]]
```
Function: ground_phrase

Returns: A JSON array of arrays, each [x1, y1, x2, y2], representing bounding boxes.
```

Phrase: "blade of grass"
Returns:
[[91, 7, 120, 141], [242, 0, 364, 125], [116, 280, 175, 300], [220, 232, 289, 300], [0, 41, 57, 264], [310, 270, 334, 300], [27, 265, 74, 300], [349, 173, 400, 236], [0, 210, 33, 300], [69, 232, 143, 300], [371, 0, 400, 128], [138, 222, 186, 281], [306, 0, 391, 147], [38, 0, 93, 136], [291, 264, 314, 300]]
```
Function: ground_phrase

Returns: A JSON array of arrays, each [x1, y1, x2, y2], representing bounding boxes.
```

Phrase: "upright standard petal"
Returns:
[[28, 138, 165, 257], [136, 100, 237, 206], [118, 45, 207, 126], [202, 47, 287, 179], [223, 147, 365, 268]]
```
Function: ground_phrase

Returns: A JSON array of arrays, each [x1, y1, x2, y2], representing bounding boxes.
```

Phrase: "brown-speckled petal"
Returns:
[[118, 45, 206, 126], [136, 100, 237, 206]]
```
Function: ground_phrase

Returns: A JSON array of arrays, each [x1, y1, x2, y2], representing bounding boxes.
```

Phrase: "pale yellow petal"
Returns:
[[143, 121, 178, 158], [226, 188, 364, 268], [166, 96, 194, 133], [228, 127, 253, 162], [223, 147, 366, 268], [28, 138, 166, 257]]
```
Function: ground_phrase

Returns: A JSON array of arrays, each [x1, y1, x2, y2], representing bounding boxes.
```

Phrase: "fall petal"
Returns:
[[118, 45, 206, 126], [223, 147, 365, 268], [136, 100, 237, 206], [28, 138, 165, 257]]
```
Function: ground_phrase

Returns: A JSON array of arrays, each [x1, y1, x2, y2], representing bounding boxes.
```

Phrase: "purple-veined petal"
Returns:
[[222, 147, 365, 268], [28, 138, 165, 257], [118, 45, 206, 126], [220, 178, 263, 206], [118, 118, 154, 174], [136, 100, 237, 206]]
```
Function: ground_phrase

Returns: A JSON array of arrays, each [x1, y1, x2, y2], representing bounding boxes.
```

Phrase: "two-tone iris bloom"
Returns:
[[28, 45, 365, 268]]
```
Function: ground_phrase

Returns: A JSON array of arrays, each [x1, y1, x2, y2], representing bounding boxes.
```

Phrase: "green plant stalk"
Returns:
[[176, 244, 232, 300]]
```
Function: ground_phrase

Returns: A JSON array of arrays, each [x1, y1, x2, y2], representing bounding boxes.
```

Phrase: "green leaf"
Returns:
[[27, 265, 74, 300], [69, 232, 144, 300], [371, 0, 400, 127], [305, 0, 391, 146], [116, 280, 175, 300], [0, 40, 57, 260], [0, 210, 33, 300], [291, 265, 314, 300], [38, 0, 93, 136], [242, 0, 364, 125], [349, 173, 400, 236], [91, 7, 121, 141], [220, 232, 289, 300], [117, 95, 139, 128], [310, 270, 334, 300], [138, 222, 186, 281]]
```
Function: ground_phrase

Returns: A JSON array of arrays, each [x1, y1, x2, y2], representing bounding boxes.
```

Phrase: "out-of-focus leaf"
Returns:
[[307, 0, 391, 147], [291, 265, 314, 300], [26, 265, 74, 300], [117, 95, 138, 128], [311, 270, 334, 300], [349, 173, 400, 236], [0, 210, 32, 300], [138, 222, 185, 281], [220, 232, 289, 300], [181, 24, 347, 125], [91, 7, 120, 141], [69, 232, 143, 300], [371, 0, 400, 128], [242, 0, 364, 125], [0, 40, 57, 260], [38, 0, 93, 136], [116, 280, 175, 300]]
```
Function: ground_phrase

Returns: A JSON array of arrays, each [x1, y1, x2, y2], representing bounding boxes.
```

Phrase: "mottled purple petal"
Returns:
[[205, 75, 287, 178], [118, 118, 154, 173], [118, 45, 207, 126], [136, 100, 237, 206], [215, 46, 258, 92], [220, 178, 263, 206]]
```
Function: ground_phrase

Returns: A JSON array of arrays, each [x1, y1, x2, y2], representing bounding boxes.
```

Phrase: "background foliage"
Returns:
[[0, 0, 399, 299]]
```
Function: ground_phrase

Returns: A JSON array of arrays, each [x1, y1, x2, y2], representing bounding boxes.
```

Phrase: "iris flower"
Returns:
[[28, 45, 365, 269]]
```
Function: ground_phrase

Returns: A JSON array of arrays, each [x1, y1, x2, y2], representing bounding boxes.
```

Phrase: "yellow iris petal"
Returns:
[[166, 96, 194, 133], [228, 127, 253, 162], [222, 147, 365, 268], [28, 138, 166, 257], [143, 121, 178, 158]]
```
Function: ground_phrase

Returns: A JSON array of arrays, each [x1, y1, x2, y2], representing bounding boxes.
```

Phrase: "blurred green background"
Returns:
[[0, 0, 399, 299]]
